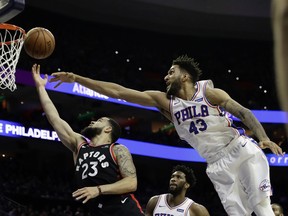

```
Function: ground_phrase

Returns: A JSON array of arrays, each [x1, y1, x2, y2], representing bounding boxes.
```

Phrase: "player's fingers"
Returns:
[[72, 190, 81, 197], [50, 72, 65, 77], [73, 189, 86, 197], [32, 64, 38, 73], [277, 146, 284, 156], [72, 188, 83, 195], [75, 193, 86, 201], [273, 145, 282, 156], [72, 188, 87, 196], [54, 81, 63, 88], [270, 144, 277, 155], [82, 196, 90, 204], [49, 77, 59, 82]]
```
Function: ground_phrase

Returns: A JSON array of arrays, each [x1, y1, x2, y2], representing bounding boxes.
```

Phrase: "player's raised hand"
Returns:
[[259, 140, 285, 156], [49, 72, 76, 88], [31, 64, 48, 87]]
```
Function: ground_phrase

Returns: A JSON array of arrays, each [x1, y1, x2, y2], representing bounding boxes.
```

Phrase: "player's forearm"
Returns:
[[74, 74, 123, 98], [238, 109, 270, 142], [37, 86, 61, 124], [99, 175, 137, 195]]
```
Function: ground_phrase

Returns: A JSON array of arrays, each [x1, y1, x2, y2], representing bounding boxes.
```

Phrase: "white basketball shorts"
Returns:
[[206, 136, 272, 216]]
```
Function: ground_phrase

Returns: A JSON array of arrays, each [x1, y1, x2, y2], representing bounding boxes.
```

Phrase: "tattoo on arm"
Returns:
[[222, 99, 246, 119], [113, 145, 136, 178], [223, 99, 269, 140]]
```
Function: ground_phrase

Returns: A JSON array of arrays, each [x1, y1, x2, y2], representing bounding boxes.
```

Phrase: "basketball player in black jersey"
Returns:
[[31, 64, 144, 216]]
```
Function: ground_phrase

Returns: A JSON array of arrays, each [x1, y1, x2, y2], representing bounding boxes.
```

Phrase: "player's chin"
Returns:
[[169, 184, 176, 190]]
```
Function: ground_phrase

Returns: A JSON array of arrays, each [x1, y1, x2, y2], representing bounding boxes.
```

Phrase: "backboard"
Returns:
[[0, 0, 25, 22]]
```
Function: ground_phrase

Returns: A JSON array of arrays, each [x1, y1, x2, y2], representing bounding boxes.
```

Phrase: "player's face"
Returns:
[[271, 204, 283, 216], [164, 65, 182, 97], [89, 117, 110, 128], [80, 117, 110, 139], [168, 171, 187, 196]]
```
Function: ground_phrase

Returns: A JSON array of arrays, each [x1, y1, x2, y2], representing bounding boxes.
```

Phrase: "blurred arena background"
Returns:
[[0, 0, 287, 215]]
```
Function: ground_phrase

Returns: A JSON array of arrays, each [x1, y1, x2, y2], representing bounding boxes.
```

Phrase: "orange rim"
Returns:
[[0, 23, 26, 46], [0, 23, 25, 33]]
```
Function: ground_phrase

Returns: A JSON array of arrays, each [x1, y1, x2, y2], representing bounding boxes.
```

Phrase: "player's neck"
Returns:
[[167, 193, 186, 207], [89, 136, 111, 146], [178, 82, 196, 100]]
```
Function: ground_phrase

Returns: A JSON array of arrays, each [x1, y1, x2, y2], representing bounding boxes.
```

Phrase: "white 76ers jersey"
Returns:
[[170, 80, 244, 160], [153, 194, 193, 216]]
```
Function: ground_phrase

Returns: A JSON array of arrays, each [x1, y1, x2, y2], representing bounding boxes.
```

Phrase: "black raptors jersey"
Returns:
[[75, 141, 120, 188], [74, 140, 143, 216]]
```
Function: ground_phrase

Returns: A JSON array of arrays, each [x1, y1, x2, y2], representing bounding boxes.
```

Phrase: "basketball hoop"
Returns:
[[0, 23, 25, 91]]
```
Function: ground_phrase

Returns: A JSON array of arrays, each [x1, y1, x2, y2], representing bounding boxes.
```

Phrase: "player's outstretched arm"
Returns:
[[49, 72, 168, 108], [32, 65, 80, 153]]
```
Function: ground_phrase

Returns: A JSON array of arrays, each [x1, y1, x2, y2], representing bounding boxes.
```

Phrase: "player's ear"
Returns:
[[181, 73, 190, 82], [184, 182, 190, 189], [104, 125, 112, 133]]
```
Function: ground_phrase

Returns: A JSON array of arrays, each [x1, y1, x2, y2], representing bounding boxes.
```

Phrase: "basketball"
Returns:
[[24, 27, 55, 59]]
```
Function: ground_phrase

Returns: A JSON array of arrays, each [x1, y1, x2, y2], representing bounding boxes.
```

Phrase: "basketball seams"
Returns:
[[39, 28, 47, 59], [33, 30, 40, 59], [43, 29, 55, 56]]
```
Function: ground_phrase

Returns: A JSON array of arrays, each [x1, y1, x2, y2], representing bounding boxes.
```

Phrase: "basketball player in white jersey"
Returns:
[[50, 55, 284, 215], [145, 165, 210, 216]]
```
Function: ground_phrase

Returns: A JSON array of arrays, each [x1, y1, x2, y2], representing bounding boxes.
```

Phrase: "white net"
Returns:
[[0, 24, 25, 91]]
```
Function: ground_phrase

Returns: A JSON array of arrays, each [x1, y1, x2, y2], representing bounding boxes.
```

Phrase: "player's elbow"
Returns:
[[131, 179, 138, 192], [127, 176, 138, 192]]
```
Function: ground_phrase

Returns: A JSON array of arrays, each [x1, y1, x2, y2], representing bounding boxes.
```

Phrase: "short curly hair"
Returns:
[[172, 55, 202, 82], [107, 118, 122, 143], [172, 164, 196, 189]]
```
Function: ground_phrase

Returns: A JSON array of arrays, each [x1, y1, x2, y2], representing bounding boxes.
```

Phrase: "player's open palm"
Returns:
[[32, 64, 48, 87], [259, 140, 284, 156], [49, 72, 76, 88]]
